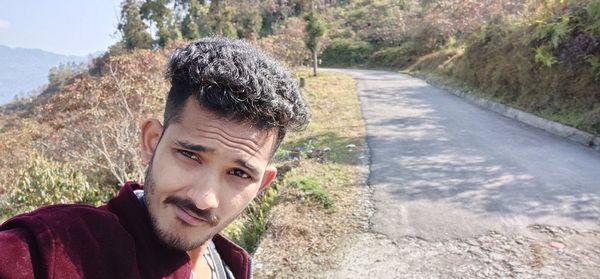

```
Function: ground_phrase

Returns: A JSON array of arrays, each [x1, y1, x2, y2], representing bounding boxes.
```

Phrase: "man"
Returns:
[[0, 37, 309, 279]]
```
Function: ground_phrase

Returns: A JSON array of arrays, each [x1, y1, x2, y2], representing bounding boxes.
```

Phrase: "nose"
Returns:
[[186, 173, 220, 210]]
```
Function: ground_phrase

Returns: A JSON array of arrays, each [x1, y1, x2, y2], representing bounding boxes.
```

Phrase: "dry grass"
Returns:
[[252, 70, 369, 278]]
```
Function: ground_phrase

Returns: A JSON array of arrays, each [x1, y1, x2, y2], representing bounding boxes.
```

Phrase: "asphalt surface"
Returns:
[[324, 69, 600, 278]]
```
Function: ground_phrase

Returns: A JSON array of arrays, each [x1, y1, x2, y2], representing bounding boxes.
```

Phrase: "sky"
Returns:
[[0, 0, 124, 56]]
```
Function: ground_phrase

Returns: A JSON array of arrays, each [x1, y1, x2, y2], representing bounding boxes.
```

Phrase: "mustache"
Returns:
[[164, 196, 219, 226]]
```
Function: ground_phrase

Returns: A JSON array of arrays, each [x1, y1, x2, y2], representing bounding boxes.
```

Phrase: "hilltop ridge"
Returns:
[[0, 45, 88, 104]]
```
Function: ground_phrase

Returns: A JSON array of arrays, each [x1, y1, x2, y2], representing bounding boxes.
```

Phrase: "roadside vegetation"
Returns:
[[320, 0, 600, 136], [250, 70, 368, 277]]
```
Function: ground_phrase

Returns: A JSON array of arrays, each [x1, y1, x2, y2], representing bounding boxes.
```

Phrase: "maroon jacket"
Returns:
[[0, 182, 252, 279]]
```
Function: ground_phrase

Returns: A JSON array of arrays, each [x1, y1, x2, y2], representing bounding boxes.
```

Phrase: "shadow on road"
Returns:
[[360, 77, 600, 224]]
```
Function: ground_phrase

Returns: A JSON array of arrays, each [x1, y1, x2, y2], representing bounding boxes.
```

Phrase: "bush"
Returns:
[[320, 38, 373, 67], [369, 41, 418, 68], [0, 152, 115, 218], [257, 17, 308, 67]]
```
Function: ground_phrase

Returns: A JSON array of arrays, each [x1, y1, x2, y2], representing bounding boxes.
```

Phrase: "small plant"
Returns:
[[586, 0, 600, 35], [0, 152, 114, 217], [586, 55, 600, 78], [534, 45, 558, 67], [531, 16, 572, 48], [444, 36, 458, 49], [223, 184, 280, 253], [287, 175, 334, 209]]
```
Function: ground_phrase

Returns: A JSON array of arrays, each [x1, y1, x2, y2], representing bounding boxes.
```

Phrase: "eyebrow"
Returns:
[[176, 140, 260, 178], [175, 140, 214, 153], [235, 159, 260, 178]]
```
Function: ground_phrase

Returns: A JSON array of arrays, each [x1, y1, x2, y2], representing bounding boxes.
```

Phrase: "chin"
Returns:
[[158, 221, 213, 251]]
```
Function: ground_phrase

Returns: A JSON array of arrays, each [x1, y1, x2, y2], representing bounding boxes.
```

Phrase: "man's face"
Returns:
[[140, 99, 277, 251]]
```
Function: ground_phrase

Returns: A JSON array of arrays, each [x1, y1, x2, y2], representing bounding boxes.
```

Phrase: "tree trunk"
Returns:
[[312, 50, 318, 76]]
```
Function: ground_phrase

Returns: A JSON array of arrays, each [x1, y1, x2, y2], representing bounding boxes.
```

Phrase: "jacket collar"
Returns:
[[109, 182, 252, 279]]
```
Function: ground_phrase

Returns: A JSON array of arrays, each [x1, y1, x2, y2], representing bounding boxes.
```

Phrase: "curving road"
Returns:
[[326, 69, 600, 278]]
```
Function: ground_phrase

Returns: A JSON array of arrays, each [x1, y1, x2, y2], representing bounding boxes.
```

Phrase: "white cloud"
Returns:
[[0, 19, 11, 29]]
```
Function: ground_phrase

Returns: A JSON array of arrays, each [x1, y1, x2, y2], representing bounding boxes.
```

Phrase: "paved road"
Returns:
[[325, 69, 600, 278]]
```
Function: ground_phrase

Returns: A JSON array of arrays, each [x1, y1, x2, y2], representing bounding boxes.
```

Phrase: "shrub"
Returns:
[[257, 17, 308, 67], [535, 45, 559, 67], [586, 0, 600, 35], [369, 41, 418, 68], [320, 38, 373, 67], [0, 152, 115, 218]]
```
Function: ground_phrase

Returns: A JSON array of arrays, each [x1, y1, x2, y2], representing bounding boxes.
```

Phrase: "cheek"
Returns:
[[149, 149, 188, 193]]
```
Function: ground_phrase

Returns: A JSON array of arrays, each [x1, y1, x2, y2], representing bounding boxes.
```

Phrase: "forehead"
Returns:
[[167, 99, 276, 159]]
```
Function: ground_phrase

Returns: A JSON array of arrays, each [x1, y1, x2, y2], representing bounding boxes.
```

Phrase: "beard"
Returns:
[[143, 162, 217, 251]]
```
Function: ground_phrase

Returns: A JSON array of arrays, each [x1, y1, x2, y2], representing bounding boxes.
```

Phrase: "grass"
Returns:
[[403, 31, 600, 136], [227, 69, 367, 277], [286, 175, 334, 210], [222, 182, 280, 254]]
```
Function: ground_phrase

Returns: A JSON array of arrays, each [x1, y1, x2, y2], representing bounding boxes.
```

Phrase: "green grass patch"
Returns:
[[287, 175, 334, 210]]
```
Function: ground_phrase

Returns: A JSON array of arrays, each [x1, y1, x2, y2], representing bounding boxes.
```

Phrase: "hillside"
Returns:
[[319, 0, 600, 136], [0, 45, 87, 104], [0, 48, 169, 216]]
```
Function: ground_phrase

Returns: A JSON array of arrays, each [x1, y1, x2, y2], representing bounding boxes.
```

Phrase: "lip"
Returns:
[[174, 206, 205, 226]]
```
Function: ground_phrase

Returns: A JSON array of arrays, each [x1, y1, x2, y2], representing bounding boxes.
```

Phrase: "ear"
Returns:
[[258, 166, 277, 194], [140, 118, 164, 164]]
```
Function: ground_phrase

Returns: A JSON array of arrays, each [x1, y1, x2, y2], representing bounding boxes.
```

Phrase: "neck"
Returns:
[[187, 242, 211, 277]]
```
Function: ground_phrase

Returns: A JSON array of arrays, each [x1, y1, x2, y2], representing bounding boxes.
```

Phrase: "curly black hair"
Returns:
[[164, 37, 310, 150]]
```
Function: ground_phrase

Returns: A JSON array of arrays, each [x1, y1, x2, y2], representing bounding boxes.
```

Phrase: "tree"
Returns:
[[48, 62, 87, 92], [207, 0, 238, 37], [140, 0, 182, 47], [181, 0, 208, 39], [118, 0, 154, 50], [304, 11, 327, 76]]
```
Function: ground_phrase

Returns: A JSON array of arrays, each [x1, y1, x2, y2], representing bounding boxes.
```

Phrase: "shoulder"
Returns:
[[0, 204, 139, 278], [0, 227, 38, 278], [1, 204, 120, 235]]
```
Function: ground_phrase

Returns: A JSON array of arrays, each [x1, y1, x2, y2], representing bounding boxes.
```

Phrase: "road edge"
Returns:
[[413, 73, 600, 152]]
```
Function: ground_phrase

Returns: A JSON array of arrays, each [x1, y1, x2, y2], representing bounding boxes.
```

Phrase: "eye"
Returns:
[[178, 149, 201, 163], [228, 169, 250, 179]]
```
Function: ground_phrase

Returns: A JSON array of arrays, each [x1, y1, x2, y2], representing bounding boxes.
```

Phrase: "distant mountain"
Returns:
[[0, 45, 88, 105]]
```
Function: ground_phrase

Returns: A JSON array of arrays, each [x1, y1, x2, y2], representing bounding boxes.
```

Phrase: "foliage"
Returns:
[[206, 0, 238, 37], [222, 183, 279, 253], [320, 38, 373, 66], [287, 175, 334, 209], [531, 16, 572, 49], [257, 17, 308, 67], [0, 118, 50, 195], [0, 152, 115, 218], [327, 0, 412, 46], [422, 0, 524, 38], [535, 45, 559, 66], [118, 0, 154, 50], [369, 42, 419, 68], [585, 0, 600, 35], [304, 11, 326, 53], [304, 10, 327, 75], [47, 62, 88, 92], [140, 0, 182, 46], [586, 55, 600, 77]]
